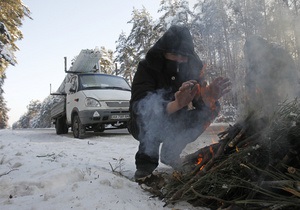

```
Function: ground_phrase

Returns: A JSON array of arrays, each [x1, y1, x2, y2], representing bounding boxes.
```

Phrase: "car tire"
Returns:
[[73, 115, 85, 139], [56, 116, 68, 134]]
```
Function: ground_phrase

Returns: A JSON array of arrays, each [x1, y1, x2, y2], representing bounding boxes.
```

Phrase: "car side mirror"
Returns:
[[65, 82, 76, 94]]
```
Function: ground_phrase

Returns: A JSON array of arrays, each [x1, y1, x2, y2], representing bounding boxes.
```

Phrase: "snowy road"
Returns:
[[0, 123, 229, 210]]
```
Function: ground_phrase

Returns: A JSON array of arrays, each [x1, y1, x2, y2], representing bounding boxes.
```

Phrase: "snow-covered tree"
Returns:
[[192, 0, 231, 79], [0, 73, 9, 128], [0, 22, 15, 67], [191, 1, 269, 105], [12, 100, 41, 129], [156, 0, 193, 32], [114, 7, 156, 83], [126, 7, 156, 60], [32, 95, 63, 128], [100, 46, 114, 74], [13, 95, 64, 129], [0, 0, 31, 75], [114, 31, 135, 83], [0, 1, 31, 128]]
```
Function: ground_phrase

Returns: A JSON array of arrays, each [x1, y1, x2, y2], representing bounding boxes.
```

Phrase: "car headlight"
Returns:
[[85, 97, 101, 107]]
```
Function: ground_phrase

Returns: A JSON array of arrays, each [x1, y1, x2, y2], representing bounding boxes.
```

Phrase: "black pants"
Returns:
[[135, 107, 217, 171], [135, 132, 202, 171]]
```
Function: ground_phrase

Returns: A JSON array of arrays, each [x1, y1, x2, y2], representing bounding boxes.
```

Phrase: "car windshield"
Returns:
[[79, 74, 131, 91]]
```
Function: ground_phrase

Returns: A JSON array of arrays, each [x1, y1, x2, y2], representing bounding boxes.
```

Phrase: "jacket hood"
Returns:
[[153, 25, 195, 56], [144, 25, 203, 81]]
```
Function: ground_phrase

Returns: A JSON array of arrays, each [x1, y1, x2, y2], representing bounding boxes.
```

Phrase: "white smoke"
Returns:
[[135, 89, 217, 163], [243, 35, 300, 117]]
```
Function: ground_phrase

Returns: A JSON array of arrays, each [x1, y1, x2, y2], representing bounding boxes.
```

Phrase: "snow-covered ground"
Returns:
[[0, 124, 228, 210]]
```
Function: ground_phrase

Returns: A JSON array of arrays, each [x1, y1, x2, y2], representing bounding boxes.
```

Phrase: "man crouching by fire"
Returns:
[[128, 25, 231, 180]]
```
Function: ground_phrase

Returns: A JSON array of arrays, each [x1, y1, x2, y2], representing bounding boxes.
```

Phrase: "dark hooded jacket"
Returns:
[[128, 25, 216, 140]]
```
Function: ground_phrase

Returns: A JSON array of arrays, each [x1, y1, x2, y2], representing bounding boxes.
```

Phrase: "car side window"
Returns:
[[70, 76, 78, 92]]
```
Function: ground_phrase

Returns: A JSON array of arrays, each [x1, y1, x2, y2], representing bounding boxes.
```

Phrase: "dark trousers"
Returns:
[[135, 107, 215, 171], [135, 114, 209, 171]]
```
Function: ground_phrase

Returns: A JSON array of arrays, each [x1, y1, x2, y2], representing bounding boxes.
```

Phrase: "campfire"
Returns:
[[164, 100, 300, 210], [137, 37, 300, 210], [138, 99, 300, 210]]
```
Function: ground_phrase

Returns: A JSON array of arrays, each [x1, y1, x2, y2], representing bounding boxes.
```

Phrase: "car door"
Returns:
[[66, 75, 79, 123]]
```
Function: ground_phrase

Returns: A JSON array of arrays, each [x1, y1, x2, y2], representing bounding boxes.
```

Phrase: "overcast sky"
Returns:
[[4, 0, 164, 126]]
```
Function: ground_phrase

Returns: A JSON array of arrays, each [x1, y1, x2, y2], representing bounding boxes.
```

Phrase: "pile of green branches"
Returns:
[[163, 99, 300, 210]]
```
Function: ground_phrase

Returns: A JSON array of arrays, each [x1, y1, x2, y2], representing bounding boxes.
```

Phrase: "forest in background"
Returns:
[[1, 0, 300, 128]]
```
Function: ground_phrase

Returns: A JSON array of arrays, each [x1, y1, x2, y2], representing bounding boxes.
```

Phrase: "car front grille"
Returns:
[[105, 101, 129, 107]]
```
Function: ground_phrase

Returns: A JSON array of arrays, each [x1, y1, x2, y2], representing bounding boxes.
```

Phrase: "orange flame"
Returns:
[[197, 154, 203, 165], [209, 145, 214, 156], [196, 145, 215, 171], [197, 155, 206, 170]]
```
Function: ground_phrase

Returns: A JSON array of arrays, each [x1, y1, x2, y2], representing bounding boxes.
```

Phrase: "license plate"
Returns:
[[111, 115, 130, 120]]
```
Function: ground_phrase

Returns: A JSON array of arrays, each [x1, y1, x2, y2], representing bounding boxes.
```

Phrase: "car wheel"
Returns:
[[56, 116, 68, 134], [73, 115, 85, 139]]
